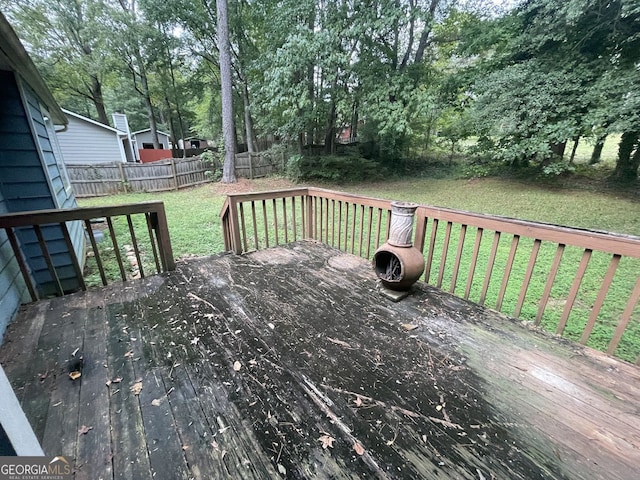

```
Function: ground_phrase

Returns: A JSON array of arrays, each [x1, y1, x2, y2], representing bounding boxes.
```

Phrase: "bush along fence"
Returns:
[[67, 157, 214, 197]]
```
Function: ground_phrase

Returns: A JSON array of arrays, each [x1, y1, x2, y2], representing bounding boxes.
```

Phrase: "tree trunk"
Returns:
[[614, 131, 639, 181], [350, 103, 358, 143], [324, 100, 337, 155], [242, 82, 257, 153], [138, 59, 161, 149], [218, 0, 236, 183], [590, 134, 607, 164], [91, 74, 109, 125], [550, 141, 567, 161], [569, 137, 579, 164]]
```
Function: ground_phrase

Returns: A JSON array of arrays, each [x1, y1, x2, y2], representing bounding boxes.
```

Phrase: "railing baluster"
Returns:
[[5, 227, 38, 301], [358, 205, 365, 257], [282, 198, 289, 244], [60, 221, 86, 291], [514, 239, 542, 317], [301, 196, 307, 238], [535, 244, 565, 325], [331, 199, 336, 247], [350, 203, 357, 255], [557, 249, 592, 335], [262, 199, 269, 247], [496, 235, 519, 310], [85, 219, 108, 285], [437, 222, 453, 289], [464, 228, 483, 299], [365, 206, 373, 259], [292, 197, 297, 242], [607, 276, 640, 355], [374, 208, 382, 251], [450, 224, 467, 294], [251, 201, 259, 250], [106, 217, 127, 281], [425, 219, 439, 283], [126, 215, 145, 279], [239, 203, 248, 252], [34, 225, 64, 296], [343, 202, 349, 251], [272, 199, 279, 245], [580, 254, 621, 344], [479, 232, 501, 305], [144, 214, 161, 273], [337, 201, 343, 250], [325, 198, 330, 245]]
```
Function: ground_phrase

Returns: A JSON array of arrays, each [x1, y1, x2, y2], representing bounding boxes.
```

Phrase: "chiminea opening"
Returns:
[[373, 202, 425, 295]]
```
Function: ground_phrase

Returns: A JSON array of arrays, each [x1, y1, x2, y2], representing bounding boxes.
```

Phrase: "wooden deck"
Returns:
[[1, 241, 639, 479]]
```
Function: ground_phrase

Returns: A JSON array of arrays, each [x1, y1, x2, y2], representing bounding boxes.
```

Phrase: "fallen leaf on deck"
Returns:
[[402, 324, 418, 331], [151, 398, 162, 406], [111, 377, 122, 384], [277, 464, 287, 475], [190, 337, 200, 345], [354, 396, 363, 407], [318, 435, 335, 449], [233, 361, 242, 371], [182, 445, 189, 451], [353, 442, 365, 455], [428, 416, 463, 430], [327, 337, 352, 348], [124, 350, 134, 358], [71, 347, 80, 357], [69, 371, 82, 381], [78, 425, 93, 435], [130, 381, 143, 395], [268, 323, 275, 330]]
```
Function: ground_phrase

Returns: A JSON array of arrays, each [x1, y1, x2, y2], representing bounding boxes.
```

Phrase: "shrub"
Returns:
[[286, 151, 387, 183]]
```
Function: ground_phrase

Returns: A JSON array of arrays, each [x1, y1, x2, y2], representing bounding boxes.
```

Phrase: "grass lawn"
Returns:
[[79, 174, 640, 361]]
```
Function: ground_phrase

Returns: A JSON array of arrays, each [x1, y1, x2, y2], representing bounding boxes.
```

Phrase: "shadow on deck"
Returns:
[[1, 242, 639, 479]]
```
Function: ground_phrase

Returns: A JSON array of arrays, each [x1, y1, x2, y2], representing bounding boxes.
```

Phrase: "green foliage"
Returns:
[[286, 151, 386, 183], [541, 161, 576, 177]]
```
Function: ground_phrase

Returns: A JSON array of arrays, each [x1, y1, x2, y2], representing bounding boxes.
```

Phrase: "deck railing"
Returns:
[[221, 187, 640, 364], [0, 202, 174, 301]]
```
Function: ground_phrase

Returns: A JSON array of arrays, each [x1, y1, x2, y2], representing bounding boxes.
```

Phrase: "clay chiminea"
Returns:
[[373, 202, 425, 292]]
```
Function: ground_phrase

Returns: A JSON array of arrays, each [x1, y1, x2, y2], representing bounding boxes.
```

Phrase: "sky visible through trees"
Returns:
[[2, 0, 639, 181]]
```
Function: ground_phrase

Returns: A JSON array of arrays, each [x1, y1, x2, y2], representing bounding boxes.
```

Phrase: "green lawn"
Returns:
[[79, 175, 640, 362]]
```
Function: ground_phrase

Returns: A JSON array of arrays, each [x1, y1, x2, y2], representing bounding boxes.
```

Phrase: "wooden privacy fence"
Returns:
[[220, 187, 640, 364], [235, 152, 285, 179], [0, 202, 175, 301], [67, 157, 214, 197]]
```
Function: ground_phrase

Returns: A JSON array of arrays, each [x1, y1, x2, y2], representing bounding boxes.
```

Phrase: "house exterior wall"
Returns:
[[133, 130, 170, 150], [57, 114, 126, 164], [0, 70, 84, 301]]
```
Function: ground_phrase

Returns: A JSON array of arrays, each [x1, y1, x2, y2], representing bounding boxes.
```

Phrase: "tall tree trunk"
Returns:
[[350, 103, 358, 143], [218, 0, 236, 183], [614, 131, 639, 181], [242, 83, 257, 153], [569, 137, 579, 164], [91, 74, 109, 125], [550, 141, 567, 161], [590, 134, 607, 164], [324, 100, 337, 155], [138, 58, 161, 149]]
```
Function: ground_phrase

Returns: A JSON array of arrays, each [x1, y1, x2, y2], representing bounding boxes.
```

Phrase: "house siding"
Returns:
[[0, 70, 84, 299], [57, 114, 126, 164], [133, 130, 171, 150]]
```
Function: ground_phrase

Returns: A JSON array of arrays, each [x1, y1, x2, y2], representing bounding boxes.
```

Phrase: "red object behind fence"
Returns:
[[139, 149, 173, 163]]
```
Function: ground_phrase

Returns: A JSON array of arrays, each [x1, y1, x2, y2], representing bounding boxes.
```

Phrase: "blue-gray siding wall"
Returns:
[[0, 70, 84, 302]]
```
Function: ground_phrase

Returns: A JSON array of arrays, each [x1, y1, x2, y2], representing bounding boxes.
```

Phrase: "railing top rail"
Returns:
[[419, 204, 640, 259], [224, 187, 310, 204], [0, 201, 166, 228], [307, 187, 393, 210]]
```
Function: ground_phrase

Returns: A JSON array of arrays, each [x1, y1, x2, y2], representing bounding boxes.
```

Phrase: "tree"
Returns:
[[4, 0, 113, 124], [218, 0, 236, 183]]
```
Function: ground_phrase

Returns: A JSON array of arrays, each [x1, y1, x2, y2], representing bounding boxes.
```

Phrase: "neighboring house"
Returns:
[[0, 13, 84, 334], [57, 109, 134, 164], [178, 136, 212, 149], [131, 128, 172, 150]]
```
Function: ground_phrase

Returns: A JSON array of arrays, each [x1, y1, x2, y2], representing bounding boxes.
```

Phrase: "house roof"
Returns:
[[62, 109, 126, 135], [0, 13, 66, 125], [131, 128, 171, 137]]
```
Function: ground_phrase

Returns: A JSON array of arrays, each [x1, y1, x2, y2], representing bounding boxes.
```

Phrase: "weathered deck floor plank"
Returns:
[[1, 241, 639, 479]]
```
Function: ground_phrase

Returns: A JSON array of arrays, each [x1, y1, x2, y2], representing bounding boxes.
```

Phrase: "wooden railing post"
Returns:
[[152, 205, 175, 271], [228, 198, 243, 253], [305, 193, 314, 240]]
